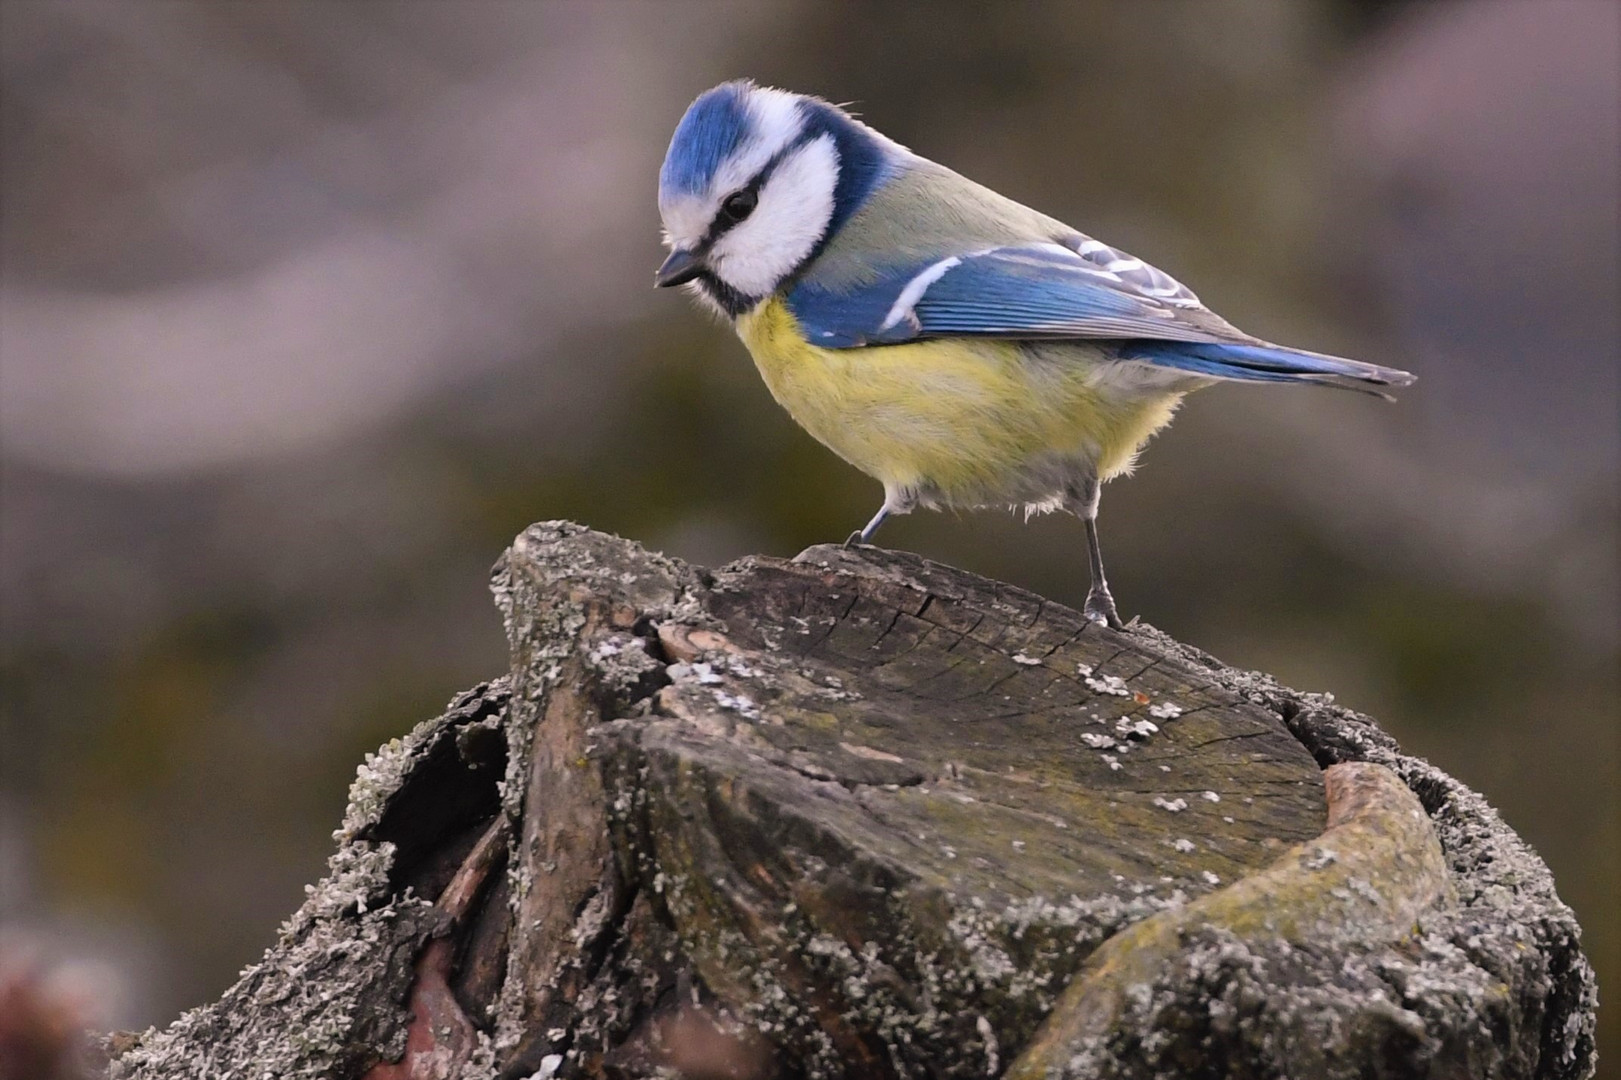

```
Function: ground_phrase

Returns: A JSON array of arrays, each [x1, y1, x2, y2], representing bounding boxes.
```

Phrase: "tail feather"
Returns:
[[1122, 340, 1415, 398]]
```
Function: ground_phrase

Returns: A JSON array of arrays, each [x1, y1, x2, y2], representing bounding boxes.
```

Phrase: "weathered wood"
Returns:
[[591, 542, 1328, 1077], [1007, 761, 1454, 1078], [105, 522, 1597, 1080]]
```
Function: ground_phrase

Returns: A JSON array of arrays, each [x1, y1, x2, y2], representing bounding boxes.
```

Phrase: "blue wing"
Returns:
[[784, 240, 1414, 391], [785, 241, 1229, 348]]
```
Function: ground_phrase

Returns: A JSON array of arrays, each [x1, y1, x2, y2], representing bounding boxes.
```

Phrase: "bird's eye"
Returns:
[[718, 188, 757, 226]]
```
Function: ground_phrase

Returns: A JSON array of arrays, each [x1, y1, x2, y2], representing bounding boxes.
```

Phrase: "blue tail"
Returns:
[[1122, 340, 1415, 397]]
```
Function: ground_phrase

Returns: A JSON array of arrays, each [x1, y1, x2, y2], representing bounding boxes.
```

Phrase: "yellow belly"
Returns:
[[735, 297, 1182, 503]]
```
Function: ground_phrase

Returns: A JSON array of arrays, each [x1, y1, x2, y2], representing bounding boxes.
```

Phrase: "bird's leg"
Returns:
[[1083, 517, 1124, 629], [844, 504, 890, 549], [1073, 477, 1125, 630]]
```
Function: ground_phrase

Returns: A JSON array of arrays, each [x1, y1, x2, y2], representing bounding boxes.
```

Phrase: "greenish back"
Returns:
[[808, 159, 1074, 290]]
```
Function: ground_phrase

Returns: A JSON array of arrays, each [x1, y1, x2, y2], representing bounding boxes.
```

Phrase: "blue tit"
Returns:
[[654, 80, 1414, 629]]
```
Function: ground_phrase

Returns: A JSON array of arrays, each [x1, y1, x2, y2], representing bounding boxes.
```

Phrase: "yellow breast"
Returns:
[[735, 297, 1182, 502]]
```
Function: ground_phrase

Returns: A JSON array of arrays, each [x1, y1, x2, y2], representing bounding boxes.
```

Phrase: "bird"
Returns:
[[654, 80, 1413, 629]]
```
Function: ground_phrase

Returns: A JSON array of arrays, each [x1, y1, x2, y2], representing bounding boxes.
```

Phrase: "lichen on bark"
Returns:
[[104, 523, 1596, 1080]]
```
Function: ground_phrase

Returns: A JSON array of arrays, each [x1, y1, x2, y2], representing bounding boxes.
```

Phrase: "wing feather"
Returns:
[[782, 237, 1415, 391], [786, 240, 1246, 348]]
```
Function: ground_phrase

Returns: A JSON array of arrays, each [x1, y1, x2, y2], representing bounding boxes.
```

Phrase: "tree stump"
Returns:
[[105, 522, 1597, 1080]]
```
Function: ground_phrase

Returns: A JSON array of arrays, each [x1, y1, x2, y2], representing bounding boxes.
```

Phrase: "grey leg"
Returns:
[[844, 504, 890, 549], [1083, 517, 1124, 629], [1072, 477, 1124, 630]]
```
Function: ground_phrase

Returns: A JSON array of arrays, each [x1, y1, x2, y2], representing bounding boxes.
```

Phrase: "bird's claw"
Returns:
[[1084, 589, 1126, 631]]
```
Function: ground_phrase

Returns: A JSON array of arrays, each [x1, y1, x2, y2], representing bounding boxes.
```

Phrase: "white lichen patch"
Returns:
[[720, 654, 760, 678], [1012, 652, 1043, 666], [1085, 672, 1132, 697], [712, 689, 761, 719], [947, 908, 1019, 985], [976, 1015, 1000, 1075], [1303, 847, 1339, 870], [789, 665, 861, 702], [339, 708, 463, 841], [1116, 717, 1159, 740], [587, 634, 628, 663], [1153, 797, 1189, 813], [1147, 701, 1184, 720], [667, 661, 725, 685]]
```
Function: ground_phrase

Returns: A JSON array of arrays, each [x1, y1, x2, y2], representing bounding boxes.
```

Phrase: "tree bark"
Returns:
[[105, 522, 1597, 1080]]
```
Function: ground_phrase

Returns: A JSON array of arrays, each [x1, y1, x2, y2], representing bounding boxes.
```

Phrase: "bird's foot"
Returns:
[[1084, 587, 1126, 631], [842, 531, 863, 550]]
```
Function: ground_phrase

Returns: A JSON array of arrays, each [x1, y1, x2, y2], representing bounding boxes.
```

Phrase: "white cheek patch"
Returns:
[[710, 134, 839, 297], [660, 85, 807, 256]]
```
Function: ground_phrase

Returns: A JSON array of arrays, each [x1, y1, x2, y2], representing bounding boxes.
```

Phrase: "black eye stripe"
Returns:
[[718, 186, 758, 226], [704, 176, 764, 244]]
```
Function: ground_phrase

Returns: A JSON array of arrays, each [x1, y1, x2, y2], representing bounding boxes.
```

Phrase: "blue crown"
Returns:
[[659, 81, 755, 199]]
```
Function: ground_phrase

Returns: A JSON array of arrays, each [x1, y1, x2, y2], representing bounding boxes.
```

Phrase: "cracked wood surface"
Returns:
[[105, 522, 1597, 1080], [622, 540, 1328, 962]]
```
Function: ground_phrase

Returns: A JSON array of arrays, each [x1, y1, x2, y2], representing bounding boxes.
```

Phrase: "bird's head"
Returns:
[[656, 80, 898, 316]]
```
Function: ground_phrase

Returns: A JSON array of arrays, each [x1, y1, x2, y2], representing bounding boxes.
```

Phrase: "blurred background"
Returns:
[[0, 0, 1615, 1069]]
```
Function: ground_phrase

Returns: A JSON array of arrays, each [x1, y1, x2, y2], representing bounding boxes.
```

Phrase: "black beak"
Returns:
[[655, 249, 703, 288]]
